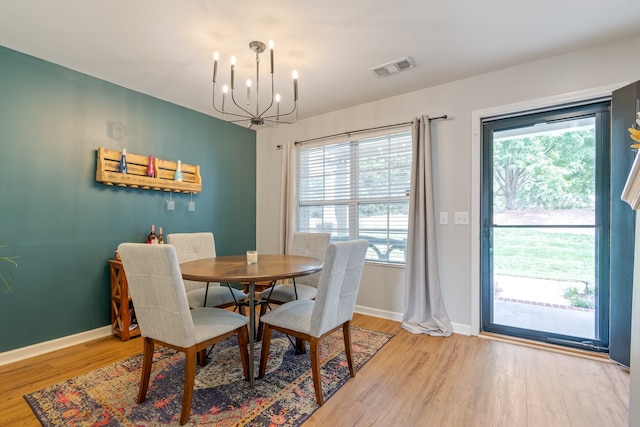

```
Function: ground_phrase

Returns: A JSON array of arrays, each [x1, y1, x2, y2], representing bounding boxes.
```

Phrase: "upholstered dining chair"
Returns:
[[256, 232, 330, 339], [258, 239, 368, 406], [117, 243, 250, 426], [258, 232, 331, 305], [167, 232, 247, 311]]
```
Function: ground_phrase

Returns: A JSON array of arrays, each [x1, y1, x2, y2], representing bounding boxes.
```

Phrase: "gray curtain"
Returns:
[[401, 115, 453, 336], [279, 140, 299, 254]]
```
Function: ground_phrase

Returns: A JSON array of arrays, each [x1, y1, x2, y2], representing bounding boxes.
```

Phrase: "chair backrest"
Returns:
[[166, 232, 216, 261], [288, 232, 331, 288], [166, 232, 216, 291], [309, 239, 368, 337], [117, 243, 196, 348]]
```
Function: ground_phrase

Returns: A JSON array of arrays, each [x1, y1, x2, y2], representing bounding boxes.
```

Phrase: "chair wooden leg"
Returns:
[[342, 321, 355, 377], [197, 348, 207, 366], [309, 337, 324, 405], [180, 346, 197, 426], [237, 302, 246, 316], [295, 337, 306, 354], [258, 325, 273, 378], [138, 337, 154, 404], [237, 325, 251, 381]]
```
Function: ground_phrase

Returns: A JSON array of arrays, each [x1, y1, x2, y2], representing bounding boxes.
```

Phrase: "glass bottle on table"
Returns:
[[158, 227, 164, 244], [147, 224, 158, 244]]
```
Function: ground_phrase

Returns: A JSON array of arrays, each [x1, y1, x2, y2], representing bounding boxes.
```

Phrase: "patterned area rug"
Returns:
[[24, 326, 393, 426]]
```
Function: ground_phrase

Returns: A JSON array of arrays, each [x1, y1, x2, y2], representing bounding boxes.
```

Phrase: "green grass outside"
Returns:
[[493, 228, 594, 283]]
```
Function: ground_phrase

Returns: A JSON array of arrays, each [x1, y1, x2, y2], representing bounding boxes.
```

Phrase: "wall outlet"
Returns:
[[454, 211, 469, 225]]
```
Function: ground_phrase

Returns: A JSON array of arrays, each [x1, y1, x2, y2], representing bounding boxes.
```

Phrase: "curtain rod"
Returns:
[[276, 114, 448, 148]]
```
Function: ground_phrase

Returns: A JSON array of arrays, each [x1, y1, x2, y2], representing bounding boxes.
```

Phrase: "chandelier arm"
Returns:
[[212, 85, 258, 121], [262, 101, 298, 120], [214, 110, 256, 120], [211, 83, 227, 115], [211, 99, 231, 116], [262, 115, 298, 125], [229, 90, 255, 118], [211, 83, 250, 119], [261, 113, 297, 123], [223, 117, 257, 124], [262, 106, 298, 125]]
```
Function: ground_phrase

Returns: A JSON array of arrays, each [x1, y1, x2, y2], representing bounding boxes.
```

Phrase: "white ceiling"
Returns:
[[2, 0, 640, 126]]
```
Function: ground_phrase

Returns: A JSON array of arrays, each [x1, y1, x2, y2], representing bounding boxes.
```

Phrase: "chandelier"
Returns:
[[212, 40, 298, 127]]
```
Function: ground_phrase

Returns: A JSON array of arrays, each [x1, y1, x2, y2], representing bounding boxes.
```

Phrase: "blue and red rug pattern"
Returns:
[[24, 326, 393, 426]]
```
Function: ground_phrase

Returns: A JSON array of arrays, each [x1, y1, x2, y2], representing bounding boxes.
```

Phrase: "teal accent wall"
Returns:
[[0, 46, 256, 352]]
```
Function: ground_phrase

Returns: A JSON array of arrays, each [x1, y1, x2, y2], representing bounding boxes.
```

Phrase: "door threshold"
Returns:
[[479, 332, 617, 365]]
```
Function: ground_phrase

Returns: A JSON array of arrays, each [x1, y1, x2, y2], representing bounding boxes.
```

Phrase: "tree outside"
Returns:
[[493, 129, 595, 211]]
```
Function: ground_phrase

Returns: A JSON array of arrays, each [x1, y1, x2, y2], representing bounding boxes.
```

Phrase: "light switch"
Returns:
[[439, 212, 448, 225], [454, 211, 469, 225]]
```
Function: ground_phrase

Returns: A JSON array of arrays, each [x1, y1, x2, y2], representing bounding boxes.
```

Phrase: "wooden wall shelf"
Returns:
[[96, 147, 202, 193]]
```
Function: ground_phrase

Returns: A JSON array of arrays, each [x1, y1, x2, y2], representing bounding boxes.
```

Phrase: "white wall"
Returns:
[[256, 34, 640, 335]]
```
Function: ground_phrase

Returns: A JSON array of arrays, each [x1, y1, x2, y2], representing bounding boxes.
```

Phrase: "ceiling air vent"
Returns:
[[370, 57, 415, 78]]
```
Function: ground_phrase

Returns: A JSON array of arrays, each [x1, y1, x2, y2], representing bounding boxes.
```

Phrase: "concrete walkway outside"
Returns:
[[493, 275, 596, 339]]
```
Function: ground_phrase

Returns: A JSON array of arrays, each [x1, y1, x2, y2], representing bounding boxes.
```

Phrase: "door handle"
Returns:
[[482, 218, 492, 240]]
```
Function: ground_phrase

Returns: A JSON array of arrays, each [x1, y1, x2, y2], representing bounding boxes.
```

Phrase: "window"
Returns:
[[298, 130, 412, 264]]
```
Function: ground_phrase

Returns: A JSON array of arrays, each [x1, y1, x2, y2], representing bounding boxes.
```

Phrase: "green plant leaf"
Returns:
[[0, 253, 18, 294]]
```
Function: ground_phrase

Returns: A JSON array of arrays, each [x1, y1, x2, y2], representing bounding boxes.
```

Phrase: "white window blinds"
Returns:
[[298, 131, 411, 264]]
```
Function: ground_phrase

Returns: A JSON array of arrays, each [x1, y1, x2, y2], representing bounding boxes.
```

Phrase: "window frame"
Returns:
[[480, 100, 611, 349]]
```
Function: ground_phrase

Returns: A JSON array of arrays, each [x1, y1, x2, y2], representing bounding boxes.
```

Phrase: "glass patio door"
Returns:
[[481, 101, 610, 351]]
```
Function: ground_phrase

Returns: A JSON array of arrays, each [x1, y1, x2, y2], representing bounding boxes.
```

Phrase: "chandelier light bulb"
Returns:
[[269, 40, 274, 73], [230, 56, 236, 89], [292, 70, 299, 101], [222, 84, 228, 109], [213, 51, 219, 82]]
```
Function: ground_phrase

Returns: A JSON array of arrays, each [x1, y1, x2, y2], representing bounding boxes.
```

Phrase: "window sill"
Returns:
[[364, 260, 406, 269]]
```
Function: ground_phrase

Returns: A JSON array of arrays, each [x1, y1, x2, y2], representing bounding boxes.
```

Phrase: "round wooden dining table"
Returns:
[[180, 253, 323, 387]]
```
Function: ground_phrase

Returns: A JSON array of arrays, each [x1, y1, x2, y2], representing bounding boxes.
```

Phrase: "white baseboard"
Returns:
[[451, 322, 472, 336], [355, 305, 403, 322], [354, 305, 472, 336], [0, 325, 113, 367]]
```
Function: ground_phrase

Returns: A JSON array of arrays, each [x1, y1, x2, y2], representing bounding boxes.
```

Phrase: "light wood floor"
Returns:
[[0, 314, 630, 426]]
